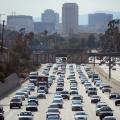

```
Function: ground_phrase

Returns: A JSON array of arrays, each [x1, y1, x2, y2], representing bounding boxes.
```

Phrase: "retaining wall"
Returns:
[[0, 73, 20, 97]]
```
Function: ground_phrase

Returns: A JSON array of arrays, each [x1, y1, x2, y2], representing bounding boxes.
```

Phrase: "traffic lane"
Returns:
[[1, 64, 53, 120], [97, 89, 120, 120], [80, 65, 120, 120], [75, 68, 100, 120], [4, 81, 56, 120], [0, 80, 30, 118], [60, 66, 74, 120], [33, 81, 57, 120]]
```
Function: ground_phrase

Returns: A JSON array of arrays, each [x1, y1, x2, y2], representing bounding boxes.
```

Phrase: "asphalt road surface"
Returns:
[[0, 63, 120, 120]]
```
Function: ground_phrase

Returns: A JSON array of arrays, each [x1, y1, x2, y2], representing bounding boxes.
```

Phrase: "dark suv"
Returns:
[[115, 95, 120, 106], [99, 106, 113, 120], [61, 91, 70, 100], [102, 85, 111, 93], [10, 98, 22, 109], [0, 106, 4, 120]]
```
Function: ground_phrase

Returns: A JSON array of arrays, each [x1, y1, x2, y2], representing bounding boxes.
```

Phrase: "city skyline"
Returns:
[[0, 0, 120, 21]]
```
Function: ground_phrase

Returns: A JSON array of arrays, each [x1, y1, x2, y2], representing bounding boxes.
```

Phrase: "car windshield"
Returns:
[[28, 102, 37, 105], [62, 91, 68, 94], [92, 96, 99, 98], [75, 112, 86, 115], [11, 99, 20, 102], [72, 97, 82, 100], [97, 104, 107, 108], [72, 101, 81, 104], [104, 118, 116, 120], [48, 109, 59, 113], [101, 107, 112, 111], [19, 118, 32, 120], [47, 115, 59, 118], [53, 100, 62, 103], [29, 96, 37, 99], [20, 112, 32, 116], [16, 92, 24, 95]]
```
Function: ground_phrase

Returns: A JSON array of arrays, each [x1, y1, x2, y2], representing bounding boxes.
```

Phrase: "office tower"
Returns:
[[88, 13, 113, 27], [42, 9, 59, 24], [62, 3, 79, 35], [7, 15, 34, 33]]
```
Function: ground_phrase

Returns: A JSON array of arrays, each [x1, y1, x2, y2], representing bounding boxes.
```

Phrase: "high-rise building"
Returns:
[[88, 13, 113, 27], [7, 15, 34, 33], [42, 9, 59, 24], [34, 22, 55, 34], [62, 3, 79, 35]]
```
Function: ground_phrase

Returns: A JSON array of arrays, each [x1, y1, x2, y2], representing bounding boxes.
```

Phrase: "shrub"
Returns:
[[0, 72, 5, 83]]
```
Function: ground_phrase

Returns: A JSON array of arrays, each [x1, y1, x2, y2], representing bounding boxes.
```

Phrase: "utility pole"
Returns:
[[1, 20, 5, 52]]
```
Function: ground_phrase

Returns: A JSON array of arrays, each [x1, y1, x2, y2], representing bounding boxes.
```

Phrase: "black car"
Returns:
[[10, 98, 22, 109], [115, 95, 120, 106], [102, 85, 111, 93], [0, 106, 4, 120], [99, 106, 113, 120], [91, 95, 101, 103], [109, 92, 118, 99], [61, 91, 70, 100], [0, 114, 4, 120]]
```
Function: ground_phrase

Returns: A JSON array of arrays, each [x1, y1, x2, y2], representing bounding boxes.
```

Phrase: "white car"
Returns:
[[15, 92, 26, 101], [18, 112, 33, 120], [54, 94, 63, 102], [72, 101, 83, 111], [74, 111, 87, 120], [37, 90, 46, 99], [26, 102, 38, 111]]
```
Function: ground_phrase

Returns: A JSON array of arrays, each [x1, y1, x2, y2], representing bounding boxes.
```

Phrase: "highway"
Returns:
[[0, 63, 120, 120]]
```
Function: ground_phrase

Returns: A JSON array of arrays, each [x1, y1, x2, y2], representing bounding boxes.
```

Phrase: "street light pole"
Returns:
[[1, 20, 5, 52]]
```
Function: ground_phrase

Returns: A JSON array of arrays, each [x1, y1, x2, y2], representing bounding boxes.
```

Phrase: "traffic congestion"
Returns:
[[0, 62, 120, 120]]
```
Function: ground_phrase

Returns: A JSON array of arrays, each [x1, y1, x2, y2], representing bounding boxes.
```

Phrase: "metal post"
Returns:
[[109, 56, 111, 79], [93, 56, 95, 67]]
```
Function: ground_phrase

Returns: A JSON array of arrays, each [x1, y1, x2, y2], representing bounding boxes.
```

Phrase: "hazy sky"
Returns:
[[0, 0, 120, 20]]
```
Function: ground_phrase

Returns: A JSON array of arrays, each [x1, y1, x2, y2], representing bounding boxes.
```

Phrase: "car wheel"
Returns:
[[115, 103, 117, 106]]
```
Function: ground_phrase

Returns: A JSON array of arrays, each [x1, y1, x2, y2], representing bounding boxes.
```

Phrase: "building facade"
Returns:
[[34, 22, 55, 34], [41, 9, 59, 33], [7, 15, 34, 33], [42, 9, 59, 25], [62, 3, 79, 35], [88, 13, 113, 27]]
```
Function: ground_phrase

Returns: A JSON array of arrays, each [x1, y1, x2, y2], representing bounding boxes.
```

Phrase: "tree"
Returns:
[[87, 34, 95, 50]]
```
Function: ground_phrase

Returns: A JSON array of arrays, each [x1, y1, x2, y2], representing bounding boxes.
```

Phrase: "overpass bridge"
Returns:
[[31, 48, 88, 64]]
